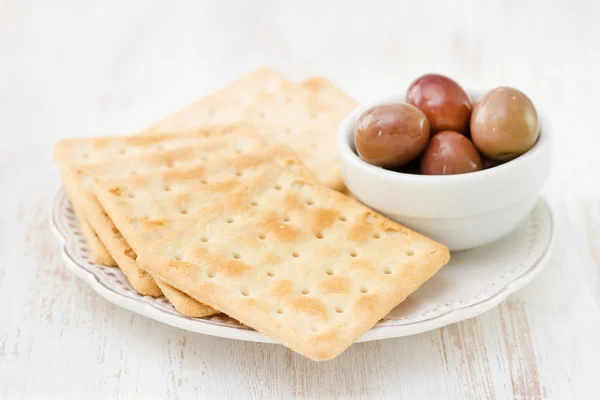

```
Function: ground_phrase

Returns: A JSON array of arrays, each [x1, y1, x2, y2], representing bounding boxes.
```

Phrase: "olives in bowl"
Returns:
[[353, 74, 539, 176], [337, 81, 551, 250]]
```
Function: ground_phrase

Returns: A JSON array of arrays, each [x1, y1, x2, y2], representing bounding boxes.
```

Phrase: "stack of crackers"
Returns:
[[54, 68, 450, 361]]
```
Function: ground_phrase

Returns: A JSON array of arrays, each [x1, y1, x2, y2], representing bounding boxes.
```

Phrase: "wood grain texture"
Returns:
[[1, 0, 600, 398]]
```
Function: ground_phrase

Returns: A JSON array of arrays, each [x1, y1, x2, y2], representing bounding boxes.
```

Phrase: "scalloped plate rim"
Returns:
[[49, 188, 554, 344]]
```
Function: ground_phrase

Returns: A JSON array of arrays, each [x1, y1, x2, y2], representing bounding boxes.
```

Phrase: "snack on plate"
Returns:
[[52, 68, 452, 361], [145, 68, 358, 191], [137, 166, 449, 360]]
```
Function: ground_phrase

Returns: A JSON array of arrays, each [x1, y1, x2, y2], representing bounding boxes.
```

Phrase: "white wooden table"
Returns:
[[1, 1, 599, 398]]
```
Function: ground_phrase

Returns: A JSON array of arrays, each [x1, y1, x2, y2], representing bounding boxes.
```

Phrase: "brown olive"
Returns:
[[354, 103, 430, 167], [470, 87, 539, 161], [421, 131, 483, 175], [406, 74, 472, 133]]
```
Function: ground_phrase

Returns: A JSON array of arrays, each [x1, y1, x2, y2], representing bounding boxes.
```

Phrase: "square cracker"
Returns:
[[55, 124, 261, 296], [144, 68, 358, 191], [91, 146, 308, 317], [137, 166, 450, 361]]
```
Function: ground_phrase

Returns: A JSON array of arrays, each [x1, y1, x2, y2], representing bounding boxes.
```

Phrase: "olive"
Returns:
[[470, 87, 539, 161], [406, 74, 472, 133], [421, 131, 483, 175], [354, 103, 430, 167]]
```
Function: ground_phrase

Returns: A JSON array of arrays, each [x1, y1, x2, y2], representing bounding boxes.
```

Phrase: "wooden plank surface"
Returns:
[[1, 0, 600, 398]]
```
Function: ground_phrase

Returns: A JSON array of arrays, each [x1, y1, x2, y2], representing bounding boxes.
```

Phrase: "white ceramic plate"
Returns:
[[50, 188, 554, 343]]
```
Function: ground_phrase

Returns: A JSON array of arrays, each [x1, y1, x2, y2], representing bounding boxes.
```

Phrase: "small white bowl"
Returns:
[[337, 91, 552, 251]]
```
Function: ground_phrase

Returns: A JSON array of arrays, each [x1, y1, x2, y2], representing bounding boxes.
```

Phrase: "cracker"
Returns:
[[54, 124, 260, 296], [137, 166, 450, 361], [145, 68, 358, 191], [92, 146, 307, 317]]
